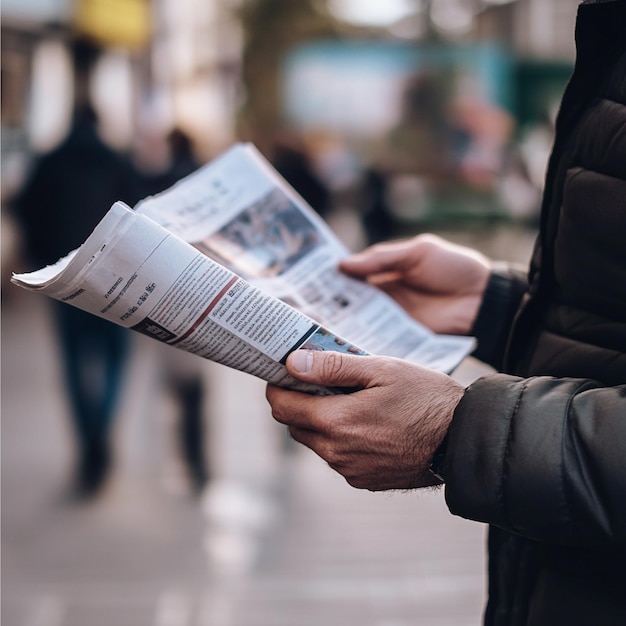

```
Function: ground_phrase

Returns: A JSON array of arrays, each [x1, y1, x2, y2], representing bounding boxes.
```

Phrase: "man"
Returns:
[[13, 39, 142, 498], [265, 1, 626, 624]]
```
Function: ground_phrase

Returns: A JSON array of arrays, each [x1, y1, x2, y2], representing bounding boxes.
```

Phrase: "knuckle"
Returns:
[[376, 357, 401, 381], [322, 351, 345, 380], [345, 475, 369, 490], [269, 400, 290, 425], [321, 443, 342, 468], [417, 239, 437, 255], [288, 425, 302, 442], [413, 234, 443, 258], [326, 405, 355, 433], [416, 233, 439, 246], [369, 241, 389, 255], [271, 407, 286, 424]]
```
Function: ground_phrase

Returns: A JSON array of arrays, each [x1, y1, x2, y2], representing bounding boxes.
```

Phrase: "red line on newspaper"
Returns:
[[170, 276, 239, 346]]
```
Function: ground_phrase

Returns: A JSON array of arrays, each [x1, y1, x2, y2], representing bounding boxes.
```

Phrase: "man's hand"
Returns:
[[266, 350, 465, 491], [340, 234, 491, 335]]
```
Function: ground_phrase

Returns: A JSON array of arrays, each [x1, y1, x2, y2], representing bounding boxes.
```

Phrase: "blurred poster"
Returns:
[[283, 41, 517, 221], [284, 42, 511, 131]]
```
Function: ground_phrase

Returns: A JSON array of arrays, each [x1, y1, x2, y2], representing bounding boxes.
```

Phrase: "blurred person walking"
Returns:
[[134, 126, 211, 493], [12, 38, 142, 499], [271, 134, 332, 219]]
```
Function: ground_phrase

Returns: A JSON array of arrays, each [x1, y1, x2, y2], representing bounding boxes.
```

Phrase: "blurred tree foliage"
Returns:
[[237, 0, 343, 150]]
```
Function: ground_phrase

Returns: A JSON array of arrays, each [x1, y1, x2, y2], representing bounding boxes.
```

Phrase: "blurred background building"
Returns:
[[2, 1, 578, 625], [2, 0, 576, 235]]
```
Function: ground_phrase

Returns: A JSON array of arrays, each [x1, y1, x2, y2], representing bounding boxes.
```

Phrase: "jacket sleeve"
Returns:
[[443, 373, 626, 553], [470, 263, 528, 371]]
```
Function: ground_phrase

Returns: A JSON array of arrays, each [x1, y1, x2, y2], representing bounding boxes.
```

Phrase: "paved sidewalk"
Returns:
[[2, 288, 488, 626]]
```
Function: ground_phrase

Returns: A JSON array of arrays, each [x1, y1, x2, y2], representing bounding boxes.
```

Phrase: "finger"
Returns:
[[339, 240, 416, 277], [266, 383, 333, 431], [265, 384, 309, 418], [366, 272, 404, 287], [287, 425, 321, 452], [286, 350, 379, 390], [287, 427, 350, 480], [265, 383, 282, 405]]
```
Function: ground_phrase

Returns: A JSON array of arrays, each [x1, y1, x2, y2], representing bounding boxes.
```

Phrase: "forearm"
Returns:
[[443, 374, 626, 552]]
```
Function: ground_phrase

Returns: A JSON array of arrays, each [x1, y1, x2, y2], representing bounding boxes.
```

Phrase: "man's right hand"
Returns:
[[340, 234, 491, 336], [266, 350, 464, 491]]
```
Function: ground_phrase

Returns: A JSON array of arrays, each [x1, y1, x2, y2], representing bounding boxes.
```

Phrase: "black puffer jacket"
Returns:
[[443, 2, 626, 625]]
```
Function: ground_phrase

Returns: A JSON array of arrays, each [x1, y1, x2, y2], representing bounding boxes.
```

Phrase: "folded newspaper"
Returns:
[[11, 143, 475, 395]]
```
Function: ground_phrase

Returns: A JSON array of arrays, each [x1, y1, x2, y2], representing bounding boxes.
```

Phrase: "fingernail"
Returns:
[[290, 350, 312, 374]]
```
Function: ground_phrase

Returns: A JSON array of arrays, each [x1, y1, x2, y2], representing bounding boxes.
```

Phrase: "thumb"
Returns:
[[286, 350, 374, 390]]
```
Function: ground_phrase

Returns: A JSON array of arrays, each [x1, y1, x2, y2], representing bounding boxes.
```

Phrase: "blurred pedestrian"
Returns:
[[11, 38, 142, 499], [271, 134, 332, 219], [266, 2, 626, 624], [356, 167, 395, 245], [134, 126, 211, 493]]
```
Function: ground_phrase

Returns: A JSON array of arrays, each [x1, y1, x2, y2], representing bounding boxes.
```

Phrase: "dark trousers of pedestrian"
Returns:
[[53, 302, 129, 497]]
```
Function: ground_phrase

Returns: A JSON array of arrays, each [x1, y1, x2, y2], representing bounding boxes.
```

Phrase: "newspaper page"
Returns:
[[136, 143, 475, 372], [11, 202, 366, 396]]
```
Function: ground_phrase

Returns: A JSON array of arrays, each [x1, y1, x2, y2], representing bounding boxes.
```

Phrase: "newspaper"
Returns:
[[11, 143, 475, 395]]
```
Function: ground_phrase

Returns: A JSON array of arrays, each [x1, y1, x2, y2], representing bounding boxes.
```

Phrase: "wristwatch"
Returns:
[[428, 434, 449, 483]]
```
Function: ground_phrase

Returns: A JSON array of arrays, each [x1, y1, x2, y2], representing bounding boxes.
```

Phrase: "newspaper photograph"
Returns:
[[136, 143, 476, 372]]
